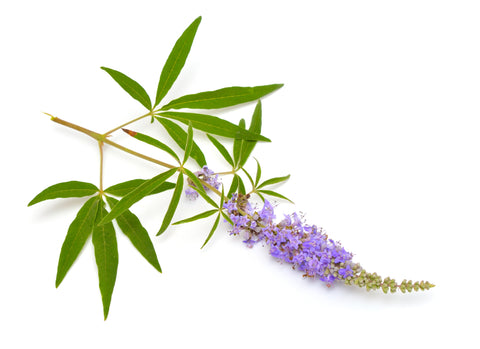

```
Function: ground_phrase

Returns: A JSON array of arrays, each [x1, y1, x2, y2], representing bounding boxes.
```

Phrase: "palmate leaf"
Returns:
[[101, 67, 152, 110], [28, 181, 98, 206], [122, 129, 181, 163], [157, 173, 184, 235], [155, 16, 202, 107], [106, 196, 161, 272], [92, 201, 118, 320], [104, 179, 175, 197], [99, 168, 177, 225], [207, 134, 234, 167], [156, 117, 206, 167], [157, 111, 270, 142], [160, 84, 283, 110], [55, 196, 100, 288]]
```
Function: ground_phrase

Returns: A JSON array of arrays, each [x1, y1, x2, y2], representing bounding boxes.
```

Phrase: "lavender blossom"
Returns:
[[185, 166, 221, 200], [223, 194, 434, 292]]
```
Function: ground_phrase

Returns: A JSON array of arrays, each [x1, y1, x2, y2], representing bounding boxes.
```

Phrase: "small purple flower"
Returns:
[[185, 166, 221, 200]]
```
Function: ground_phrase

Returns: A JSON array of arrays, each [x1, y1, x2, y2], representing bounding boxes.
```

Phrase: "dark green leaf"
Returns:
[[101, 67, 152, 110], [233, 119, 245, 167], [157, 173, 184, 235], [160, 84, 283, 110], [156, 117, 207, 167], [105, 196, 161, 272], [221, 210, 234, 226], [100, 168, 177, 225], [55, 197, 100, 288], [237, 175, 246, 195], [104, 179, 175, 197], [183, 168, 219, 208], [157, 112, 270, 141], [183, 122, 193, 164], [207, 134, 234, 167], [254, 158, 262, 187], [92, 201, 118, 320], [227, 175, 239, 198], [201, 213, 221, 249], [257, 174, 290, 189], [239, 101, 262, 168], [258, 189, 294, 204], [155, 16, 202, 107], [122, 129, 180, 163], [28, 181, 98, 206], [172, 209, 218, 225]]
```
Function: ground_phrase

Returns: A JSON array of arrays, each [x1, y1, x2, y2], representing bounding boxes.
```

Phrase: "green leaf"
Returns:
[[239, 101, 263, 168], [183, 122, 193, 164], [28, 181, 98, 206], [254, 158, 262, 187], [258, 189, 293, 204], [221, 210, 234, 226], [233, 119, 245, 167], [237, 175, 246, 195], [104, 179, 175, 197], [122, 129, 180, 163], [227, 175, 239, 198], [256, 191, 266, 202], [184, 168, 218, 208], [101, 67, 152, 110], [100, 168, 177, 225], [242, 168, 255, 187], [207, 134, 234, 167], [172, 209, 217, 225], [157, 112, 270, 142], [55, 197, 100, 288], [201, 213, 221, 249], [106, 196, 161, 272], [157, 173, 184, 235], [160, 84, 283, 110], [155, 16, 202, 107], [156, 117, 206, 167], [92, 201, 118, 320], [257, 174, 290, 189]]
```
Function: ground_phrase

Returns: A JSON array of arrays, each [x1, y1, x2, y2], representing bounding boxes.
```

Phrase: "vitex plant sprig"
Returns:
[[29, 16, 434, 320]]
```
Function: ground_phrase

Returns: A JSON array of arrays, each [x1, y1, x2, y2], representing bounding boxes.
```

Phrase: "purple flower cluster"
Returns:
[[224, 194, 362, 286], [185, 166, 221, 200]]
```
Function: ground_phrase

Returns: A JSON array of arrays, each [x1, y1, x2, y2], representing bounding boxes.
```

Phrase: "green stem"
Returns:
[[51, 116, 176, 169], [103, 111, 153, 136]]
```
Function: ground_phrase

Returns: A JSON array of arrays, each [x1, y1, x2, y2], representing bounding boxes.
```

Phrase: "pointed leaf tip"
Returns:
[[122, 128, 137, 137]]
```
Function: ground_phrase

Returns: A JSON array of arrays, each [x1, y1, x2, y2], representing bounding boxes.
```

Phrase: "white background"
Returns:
[[1, 0, 479, 348]]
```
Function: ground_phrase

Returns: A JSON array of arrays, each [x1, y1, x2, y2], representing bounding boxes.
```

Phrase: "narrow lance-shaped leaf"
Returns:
[[254, 158, 262, 187], [242, 168, 255, 188], [157, 112, 270, 141], [227, 174, 239, 198], [105, 196, 161, 272], [201, 213, 221, 249], [237, 175, 246, 195], [92, 201, 118, 320], [160, 84, 283, 110], [100, 168, 177, 225], [157, 173, 184, 236], [172, 209, 218, 225], [233, 119, 246, 168], [183, 122, 193, 164], [101, 67, 152, 110], [55, 197, 100, 288], [207, 134, 234, 167], [104, 179, 175, 197], [156, 117, 206, 167], [28, 181, 98, 206], [258, 174, 291, 189], [239, 100, 262, 168], [155, 16, 202, 107], [122, 128, 180, 163], [258, 189, 294, 204]]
